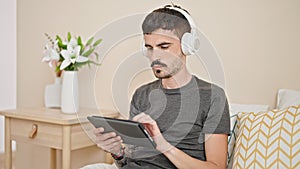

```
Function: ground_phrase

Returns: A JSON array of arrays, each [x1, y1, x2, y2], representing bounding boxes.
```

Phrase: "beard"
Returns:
[[153, 59, 183, 79], [153, 69, 172, 79]]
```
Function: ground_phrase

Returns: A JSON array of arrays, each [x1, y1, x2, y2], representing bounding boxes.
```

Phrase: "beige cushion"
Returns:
[[232, 105, 300, 169]]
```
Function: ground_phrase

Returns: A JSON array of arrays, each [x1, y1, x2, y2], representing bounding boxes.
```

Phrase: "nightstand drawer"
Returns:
[[10, 118, 63, 149]]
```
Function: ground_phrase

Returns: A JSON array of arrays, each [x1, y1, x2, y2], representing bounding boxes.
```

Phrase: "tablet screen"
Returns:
[[87, 116, 156, 148]]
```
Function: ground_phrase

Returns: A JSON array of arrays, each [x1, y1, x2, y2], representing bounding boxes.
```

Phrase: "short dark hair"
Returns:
[[142, 5, 191, 39]]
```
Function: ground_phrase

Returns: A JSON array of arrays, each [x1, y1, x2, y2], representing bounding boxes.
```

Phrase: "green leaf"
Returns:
[[77, 36, 82, 46], [72, 60, 101, 71], [74, 61, 88, 69], [86, 37, 94, 46], [67, 32, 71, 42], [56, 35, 67, 49], [93, 38, 102, 47], [77, 36, 84, 53], [94, 52, 99, 61], [64, 63, 76, 71], [89, 60, 101, 66], [55, 65, 60, 72], [82, 48, 95, 57], [56, 35, 62, 44], [59, 55, 64, 61], [80, 46, 85, 55]]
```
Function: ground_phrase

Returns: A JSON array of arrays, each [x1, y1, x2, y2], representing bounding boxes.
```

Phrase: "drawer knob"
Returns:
[[29, 124, 38, 139]]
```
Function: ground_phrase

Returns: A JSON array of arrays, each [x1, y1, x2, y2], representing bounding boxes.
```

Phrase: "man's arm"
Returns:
[[133, 113, 228, 169], [163, 134, 228, 169]]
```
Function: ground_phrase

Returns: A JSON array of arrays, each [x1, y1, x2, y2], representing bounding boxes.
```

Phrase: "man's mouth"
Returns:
[[150, 60, 167, 68]]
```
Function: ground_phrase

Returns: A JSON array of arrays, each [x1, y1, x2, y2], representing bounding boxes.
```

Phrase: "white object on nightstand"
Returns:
[[44, 77, 61, 108]]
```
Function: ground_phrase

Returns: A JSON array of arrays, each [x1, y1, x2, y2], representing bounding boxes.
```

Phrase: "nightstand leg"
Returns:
[[5, 117, 12, 169], [62, 126, 71, 169], [50, 148, 56, 169]]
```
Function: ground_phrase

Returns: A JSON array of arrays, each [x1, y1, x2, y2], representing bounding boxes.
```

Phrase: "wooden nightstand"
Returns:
[[0, 107, 119, 169]]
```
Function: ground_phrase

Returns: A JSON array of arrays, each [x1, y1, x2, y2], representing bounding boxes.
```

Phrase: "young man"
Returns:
[[94, 5, 230, 169]]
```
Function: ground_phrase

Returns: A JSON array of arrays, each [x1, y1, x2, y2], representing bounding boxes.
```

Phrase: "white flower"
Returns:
[[42, 43, 60, 67], [60, 38, 89, 70]]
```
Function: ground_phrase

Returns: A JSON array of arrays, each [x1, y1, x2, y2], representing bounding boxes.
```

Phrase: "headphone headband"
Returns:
[[165, 6, 196, 30]]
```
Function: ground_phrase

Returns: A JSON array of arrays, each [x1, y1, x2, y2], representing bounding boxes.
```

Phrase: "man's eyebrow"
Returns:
[[144, 44, 152, 48], [144, 42, 173, 48], [156, 42, 172, 47]]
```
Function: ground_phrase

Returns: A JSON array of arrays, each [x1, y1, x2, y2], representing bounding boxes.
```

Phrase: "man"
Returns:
[[94, 5, 230, 169]]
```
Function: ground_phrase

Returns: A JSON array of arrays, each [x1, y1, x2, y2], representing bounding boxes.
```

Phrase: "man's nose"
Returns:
[[147, 49, 161, 61]]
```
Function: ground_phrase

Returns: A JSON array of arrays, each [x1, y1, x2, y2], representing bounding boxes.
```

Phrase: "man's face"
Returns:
[[144, 29, 185, 79]]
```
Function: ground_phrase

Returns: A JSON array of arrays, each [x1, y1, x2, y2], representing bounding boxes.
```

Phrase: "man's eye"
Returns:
[[146, 47, 153, 51], [160, 45, 169, 49]]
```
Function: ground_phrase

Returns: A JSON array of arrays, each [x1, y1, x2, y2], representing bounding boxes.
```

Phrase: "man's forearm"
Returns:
[[163, 146, 225, 169]]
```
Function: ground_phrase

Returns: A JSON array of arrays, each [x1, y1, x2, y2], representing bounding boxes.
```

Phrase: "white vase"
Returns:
[[44, 77, 61, 108], [61, 71, 79, 114]]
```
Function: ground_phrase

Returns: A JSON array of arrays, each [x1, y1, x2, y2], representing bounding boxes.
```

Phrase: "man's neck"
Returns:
[[161, 68, 192, 89]]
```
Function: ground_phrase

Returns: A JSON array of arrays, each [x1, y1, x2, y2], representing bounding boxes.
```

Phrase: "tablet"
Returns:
[[87, 116, 156, 148]]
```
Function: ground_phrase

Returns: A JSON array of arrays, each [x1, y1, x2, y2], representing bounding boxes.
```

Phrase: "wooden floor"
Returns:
[[0, 152, 16, 169]]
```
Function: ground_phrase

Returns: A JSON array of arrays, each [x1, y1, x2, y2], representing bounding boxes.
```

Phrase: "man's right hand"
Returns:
[[93, 127, 124, 155]]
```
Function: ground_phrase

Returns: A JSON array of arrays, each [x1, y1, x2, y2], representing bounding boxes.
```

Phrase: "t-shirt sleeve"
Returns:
[[129, 90, 140, 120], [202, 87, 230, 134]]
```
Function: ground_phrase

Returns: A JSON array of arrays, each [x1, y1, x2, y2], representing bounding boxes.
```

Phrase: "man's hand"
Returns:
[[132, 112, 173, 153], [93, 127, 123, 155], [132, 113, 227, 169]]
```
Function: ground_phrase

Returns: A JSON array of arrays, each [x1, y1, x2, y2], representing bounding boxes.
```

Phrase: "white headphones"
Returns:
[[142, 6, 200, 56], [165, 6, 200, 55]]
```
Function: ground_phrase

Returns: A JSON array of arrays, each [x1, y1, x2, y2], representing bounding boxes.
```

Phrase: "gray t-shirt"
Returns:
[[120, 76, 230, 169]]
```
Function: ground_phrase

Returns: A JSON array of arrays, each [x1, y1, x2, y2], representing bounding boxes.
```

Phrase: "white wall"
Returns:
[[17, 0, 300, 111], [0, 0, 17, 152]]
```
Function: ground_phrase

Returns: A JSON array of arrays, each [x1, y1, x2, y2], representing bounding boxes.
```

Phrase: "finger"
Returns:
[[93, 127, 104, 135], [134, 114, 155, 124], [96, 132, 117, 141], [100, 136, 122, 147], [97, 137, 122, 151], [132, 112, 146, 121], [133, 113, 151, 122], [100, 139, 123, 153], [102, 139, 123, 151], [110, 144, 124, 155]]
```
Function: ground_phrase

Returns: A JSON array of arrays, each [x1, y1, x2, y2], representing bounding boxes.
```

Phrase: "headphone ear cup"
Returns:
[[181, 32, 194, 55], [181, 30, 200, 55], [165, 6, 200, 55]]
